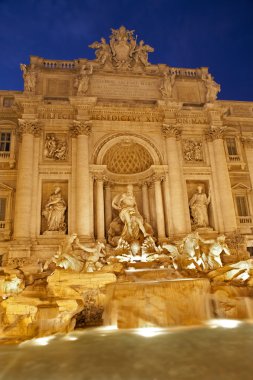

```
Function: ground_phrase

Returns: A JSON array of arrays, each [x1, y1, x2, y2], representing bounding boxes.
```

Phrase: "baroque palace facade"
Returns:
[[0, 26, 253, 263]]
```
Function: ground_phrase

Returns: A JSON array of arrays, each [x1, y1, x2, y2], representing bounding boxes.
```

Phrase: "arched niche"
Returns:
[[92, 133, 163, 167]]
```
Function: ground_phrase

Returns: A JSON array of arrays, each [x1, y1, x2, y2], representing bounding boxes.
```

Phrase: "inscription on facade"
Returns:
[[38, 111, 74, 119], [176, 117, 208, 124], [91, 111, 163, 122], [90, 75, 161, 100]]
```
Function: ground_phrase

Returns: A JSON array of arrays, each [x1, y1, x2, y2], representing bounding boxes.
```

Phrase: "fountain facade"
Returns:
[[0, 26, 253, 342]]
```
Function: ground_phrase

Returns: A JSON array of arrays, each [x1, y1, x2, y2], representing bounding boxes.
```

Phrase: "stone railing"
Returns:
[[228, 155, 241, 162], [0, 151, 10, 159], [0, 220, 6, 229], [168, 67, 205, 78], [237, 216, 253, 224], [42, 59, 76, 69]]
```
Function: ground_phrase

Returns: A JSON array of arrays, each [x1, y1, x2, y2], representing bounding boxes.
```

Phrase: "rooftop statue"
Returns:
[[20, 63, 36, 92], [89, 26, 154, 69], [74, 63, 93, 95], [203, 73, 221, 103], [160, 71, 176, 99]]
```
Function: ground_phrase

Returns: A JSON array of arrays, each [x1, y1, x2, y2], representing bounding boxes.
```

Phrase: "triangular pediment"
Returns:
[[0, 183, 13, 192], [232, 183, 251, 190]]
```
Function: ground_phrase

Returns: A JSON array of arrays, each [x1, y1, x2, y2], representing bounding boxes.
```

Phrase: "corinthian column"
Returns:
[[104, 182, 112, 234], [95, 175, 105, 241], [162, 124, 189, 235], [207, 126, 237, 232], [141, 182, 150, 223], [70, 121, 91, 238], [14, 119, 41, 239], [153, 175, 166, 239]]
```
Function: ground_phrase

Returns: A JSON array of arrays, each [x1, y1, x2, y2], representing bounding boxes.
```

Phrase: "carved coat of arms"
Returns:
[[89, 26, 154, 70]]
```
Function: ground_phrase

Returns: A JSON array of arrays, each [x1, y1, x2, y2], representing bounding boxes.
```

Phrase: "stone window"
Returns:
[[236, 196, 249, 216], [0, 184, 13, 240], [0, 132, 11, 152], [0, 198, 6, 221], [226, 138, 238, 156], [3, 97, 14, 107]]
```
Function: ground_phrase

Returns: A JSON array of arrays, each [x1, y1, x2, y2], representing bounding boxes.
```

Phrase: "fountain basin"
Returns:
[[1, 323, 252, 380]]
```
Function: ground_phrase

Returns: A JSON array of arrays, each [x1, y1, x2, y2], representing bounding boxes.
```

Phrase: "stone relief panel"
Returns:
[[43, 133, 68, 161], [183, 139, 204, 163], [41, 181, 68, 235]]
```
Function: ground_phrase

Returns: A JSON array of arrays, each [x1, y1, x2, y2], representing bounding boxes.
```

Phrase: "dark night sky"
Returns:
[[0, 0, 252, 101]]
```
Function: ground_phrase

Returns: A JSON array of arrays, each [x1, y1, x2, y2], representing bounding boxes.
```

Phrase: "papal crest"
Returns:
[[89, 26, 154, 70]]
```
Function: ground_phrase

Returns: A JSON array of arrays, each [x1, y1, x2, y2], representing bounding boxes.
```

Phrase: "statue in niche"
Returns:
[[189, 185, 211, 228], [74, 63, 93, 95], [20, 63, 36, 92], [203, 73, 221, 103], [42, 187, 67, 233], [112, 184, 150, 242], [44, 134, 67, 161], [160, 72, 176, 98]]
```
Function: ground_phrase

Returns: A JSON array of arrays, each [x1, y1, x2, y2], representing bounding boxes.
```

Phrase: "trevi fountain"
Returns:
[[0, 25, 253, 379]]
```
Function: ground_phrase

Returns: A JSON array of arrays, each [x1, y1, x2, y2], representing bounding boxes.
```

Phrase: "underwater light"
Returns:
[[206, 319, 242, 329], [135, 327, 164, 338]]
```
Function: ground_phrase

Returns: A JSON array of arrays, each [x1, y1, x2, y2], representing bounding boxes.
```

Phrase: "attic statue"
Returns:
[[112, 184, 149, 242], [20, 63, 36, 92]]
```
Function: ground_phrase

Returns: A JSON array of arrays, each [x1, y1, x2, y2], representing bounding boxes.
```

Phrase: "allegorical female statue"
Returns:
[[42, 187, 67, 233], [189, 185, 211, 228]]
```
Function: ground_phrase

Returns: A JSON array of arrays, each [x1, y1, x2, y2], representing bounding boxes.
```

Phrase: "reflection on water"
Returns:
[[1, 321, 253, 380]]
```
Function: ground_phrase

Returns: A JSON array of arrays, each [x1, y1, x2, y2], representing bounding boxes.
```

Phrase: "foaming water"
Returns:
[[103, 278, 211, 328]]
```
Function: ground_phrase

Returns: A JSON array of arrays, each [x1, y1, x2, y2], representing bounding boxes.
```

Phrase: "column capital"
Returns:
[[152, 173, 165, 183], [17, 119, 42, 137], [162, 123, 181, 139], [70, 120, 92, 137], [206, 125, 227, 141], [241, 137, 253, 149]]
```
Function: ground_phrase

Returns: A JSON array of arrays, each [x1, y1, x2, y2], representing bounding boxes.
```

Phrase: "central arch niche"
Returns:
[[102, 139, 154, 174], [91, 133, 166, 241]]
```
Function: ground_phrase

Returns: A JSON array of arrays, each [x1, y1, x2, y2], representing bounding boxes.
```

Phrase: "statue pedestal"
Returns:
[[43, 231, 66, 236]]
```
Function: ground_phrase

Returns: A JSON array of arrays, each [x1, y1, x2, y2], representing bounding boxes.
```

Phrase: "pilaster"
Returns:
[[206, 118, 237, 232], [14, 119, 42, 240], [70, 120, 92, 239]]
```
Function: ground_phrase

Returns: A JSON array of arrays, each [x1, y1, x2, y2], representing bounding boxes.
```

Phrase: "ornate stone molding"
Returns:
[[70, 120, 92, 137], [17, 119, 42, 137], [162, 124, 181, 139], [206, 125, 227, 141], [241, 137, 253, 149]]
